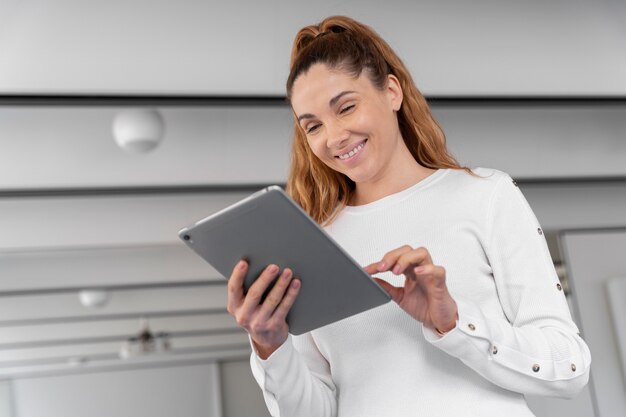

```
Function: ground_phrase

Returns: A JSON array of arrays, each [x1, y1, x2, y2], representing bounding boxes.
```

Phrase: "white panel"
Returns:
[[220, 359, 272, 417], [2, 348, 250, 379], [368, 0, 626, 96], [436, 105, 626, 179], [2, 182, 625, 256], [0, 0, 294, 95], [0, 0, 625, 95], [12, 363, 222, 417], [521, 183, 626, 231], [0, 193, 249, 250], [526, 388, 595, 417], [561, 229, 626, 416], [0, 380, 13, 417], [0, 107, 293, 189], [0, 313, 236, 347], [0, 244, 221, 292], [0, 180, 622, 330], [0, 333, 248, 364], [209, 362, 224, 417], [606, 276, 626, 382], [1, 105, 625, 190], [0, 286, 227, 323]]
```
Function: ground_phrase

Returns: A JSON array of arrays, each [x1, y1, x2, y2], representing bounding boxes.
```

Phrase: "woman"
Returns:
[[226, 15, 591, 417]]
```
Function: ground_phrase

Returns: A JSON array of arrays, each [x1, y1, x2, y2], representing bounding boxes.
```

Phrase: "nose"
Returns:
[[325, 119, 350, 150]]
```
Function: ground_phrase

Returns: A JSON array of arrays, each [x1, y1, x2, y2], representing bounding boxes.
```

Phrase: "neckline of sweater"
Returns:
[[341, 168, 449, 214]]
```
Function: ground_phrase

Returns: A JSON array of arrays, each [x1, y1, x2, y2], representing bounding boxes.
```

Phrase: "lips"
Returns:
[[336, 139, 367, 160]]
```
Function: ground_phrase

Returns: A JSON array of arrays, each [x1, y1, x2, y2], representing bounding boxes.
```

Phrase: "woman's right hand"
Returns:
[[227, 259, 301, 359]]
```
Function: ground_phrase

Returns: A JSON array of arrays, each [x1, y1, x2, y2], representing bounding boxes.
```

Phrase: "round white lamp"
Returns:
[[112, 109, 165, 153], [78, 289, 110, 308]]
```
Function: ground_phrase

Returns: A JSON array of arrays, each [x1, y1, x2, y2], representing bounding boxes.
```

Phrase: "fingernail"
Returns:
[[377, 262, 386, 272], [268, 264, 279, 273], [238, 260, 247, 269], [392, 265, 402, 275], [291, 279, 301, 289], [414, 266, 425, 274]]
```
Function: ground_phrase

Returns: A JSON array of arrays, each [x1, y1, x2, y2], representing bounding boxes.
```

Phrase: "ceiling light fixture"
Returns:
[[112, 109, 165, 153], [78, 289, 110, 308], [120, 318, 171, 359]]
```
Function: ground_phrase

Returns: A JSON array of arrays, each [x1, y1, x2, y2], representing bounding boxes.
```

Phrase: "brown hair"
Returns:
[[286, 16, 468, 225]]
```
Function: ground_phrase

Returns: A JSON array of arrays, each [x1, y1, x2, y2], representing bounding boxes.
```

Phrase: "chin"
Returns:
[[326, 160, 374, 184], [341, 169, 373, 185]]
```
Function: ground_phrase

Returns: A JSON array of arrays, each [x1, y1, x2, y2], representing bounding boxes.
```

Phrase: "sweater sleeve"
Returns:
[[249, 333, 337, 417], [423, 173, 591, 398]]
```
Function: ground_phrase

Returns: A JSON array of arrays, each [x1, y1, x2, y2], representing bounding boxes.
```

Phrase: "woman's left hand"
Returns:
[[364, 245, 458, 335]]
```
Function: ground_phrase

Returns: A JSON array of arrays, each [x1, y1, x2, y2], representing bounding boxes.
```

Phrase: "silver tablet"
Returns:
[[178, 185, 390, 335]]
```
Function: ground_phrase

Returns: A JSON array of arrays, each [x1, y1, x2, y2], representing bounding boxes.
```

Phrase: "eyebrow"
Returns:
[[296, 90, 356, 123]]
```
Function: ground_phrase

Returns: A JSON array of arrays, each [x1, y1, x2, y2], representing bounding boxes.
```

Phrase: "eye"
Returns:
[[306, 124, 321, 134], [339, 104, 355, 114]]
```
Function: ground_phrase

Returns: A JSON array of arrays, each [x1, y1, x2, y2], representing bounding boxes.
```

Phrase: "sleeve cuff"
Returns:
[[250, 334, 296, 368], [422, 297, 493, 355], [249, 334, 298, 414]]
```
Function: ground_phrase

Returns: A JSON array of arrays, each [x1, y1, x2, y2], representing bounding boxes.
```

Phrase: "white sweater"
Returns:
[[250, 168, 591, 417]]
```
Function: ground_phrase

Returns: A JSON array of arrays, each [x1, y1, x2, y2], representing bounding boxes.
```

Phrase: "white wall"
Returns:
[[12, 363, 222, 417], [0, 381, 13, 417], [220, 360, 271, 417], [560, 231, 626, 417], [1, 0, 625, 95]]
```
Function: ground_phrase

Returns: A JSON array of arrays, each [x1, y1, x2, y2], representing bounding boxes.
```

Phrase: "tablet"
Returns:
[[178, 185, 391, 335]]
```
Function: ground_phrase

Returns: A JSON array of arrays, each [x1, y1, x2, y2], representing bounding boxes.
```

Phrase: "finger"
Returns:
[[392, 247, 432, 276], [363, 262, 380, 275], [376, 245, 414, 272], [257, 268, 295, 320], [373, 278, 405, 303], [238, 264, 281, 318], [271, 278, 302, 323], [227, 259, 248, 314], [413, 265, 457, 331], [413, 264, 447, 288]]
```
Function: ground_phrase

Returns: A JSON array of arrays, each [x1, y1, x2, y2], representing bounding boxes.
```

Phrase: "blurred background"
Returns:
[[1, 0, 625, 416]]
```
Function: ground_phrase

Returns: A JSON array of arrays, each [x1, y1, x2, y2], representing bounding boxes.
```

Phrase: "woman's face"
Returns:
[[290, 63, 404, 185]]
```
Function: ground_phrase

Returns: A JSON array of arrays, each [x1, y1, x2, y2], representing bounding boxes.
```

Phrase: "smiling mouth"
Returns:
[[337, 140, 367, 160]]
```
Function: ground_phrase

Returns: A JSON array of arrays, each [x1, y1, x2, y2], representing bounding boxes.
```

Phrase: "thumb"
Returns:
[[373, 278, 404, 303]]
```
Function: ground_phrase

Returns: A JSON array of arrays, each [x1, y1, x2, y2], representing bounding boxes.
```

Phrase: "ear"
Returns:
[[386, 74, 403, 112]]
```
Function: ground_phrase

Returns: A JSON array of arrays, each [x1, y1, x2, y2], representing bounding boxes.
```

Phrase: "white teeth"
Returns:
[[338, 142, 365, 160]]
